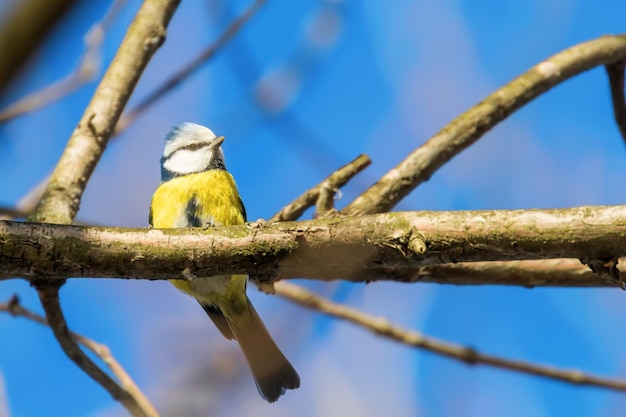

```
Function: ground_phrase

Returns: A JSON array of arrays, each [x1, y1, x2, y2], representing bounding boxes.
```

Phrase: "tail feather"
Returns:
[[227, 298, 300, 402]]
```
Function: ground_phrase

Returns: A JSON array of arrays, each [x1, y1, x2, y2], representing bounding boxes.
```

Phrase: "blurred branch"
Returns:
[[115, 0, 266, 134], [3, 205, 626, 284], [34, 282, 157, 417], [0, 293, 158, 417], [0, 207, 28, 220], [0, 0, 77, 93], [273, 282, 626, 392], [30, 0, 181, 224], [269, 154, 371, 222], [606, 59, 626, 144], [0, 0, 127, 124], [342, 34, 626, 216]]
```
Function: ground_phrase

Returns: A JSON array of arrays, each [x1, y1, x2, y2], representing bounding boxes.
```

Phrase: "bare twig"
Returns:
[[0, 0, 127, 123], [33, 282, 157, 417], [0, 294, 157, 416], [342, 34, 626, 216], [115, 0, 266, 134], [274, 281, 626, 392], [30, 0, 181, 224], [269, 154, 371, 222], [606, 60, 626, 144], [314, 181, 338, 218]]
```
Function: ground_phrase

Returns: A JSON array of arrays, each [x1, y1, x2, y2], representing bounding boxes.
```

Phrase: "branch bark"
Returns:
[[3, 205, 626, 286]]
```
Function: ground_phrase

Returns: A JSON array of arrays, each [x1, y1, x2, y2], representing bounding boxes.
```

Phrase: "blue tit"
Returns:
[[149, 122, 299, 402]]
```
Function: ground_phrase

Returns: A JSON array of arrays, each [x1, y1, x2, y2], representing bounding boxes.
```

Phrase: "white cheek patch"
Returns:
[[164, 149, 213, 175]]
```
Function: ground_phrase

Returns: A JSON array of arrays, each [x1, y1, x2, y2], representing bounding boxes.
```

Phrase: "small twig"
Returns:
[[0, 0, 127, 123], [342, 34, 626, 216], [115, 0, 266, 134], [33, 282, 157, 417], [30, 0, 181, 224], [606, 60, 626, 145], [0, 294, 157, 415], [269, 154, 371, 222], [274, 281, 626, 392], [314, 181, 338, 218]]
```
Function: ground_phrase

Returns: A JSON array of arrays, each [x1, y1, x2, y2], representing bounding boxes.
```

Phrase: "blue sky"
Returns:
[[2, 0, 626, 416]]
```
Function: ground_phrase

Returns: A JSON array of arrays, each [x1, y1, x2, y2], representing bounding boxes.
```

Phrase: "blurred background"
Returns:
[[2, 0, 626, 416]]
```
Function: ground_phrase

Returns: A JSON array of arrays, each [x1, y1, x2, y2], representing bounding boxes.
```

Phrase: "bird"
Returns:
[[149, 122, 300, 402]]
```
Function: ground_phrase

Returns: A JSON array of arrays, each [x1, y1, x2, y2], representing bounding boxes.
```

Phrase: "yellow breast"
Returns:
[[150, 170, 245, 228]]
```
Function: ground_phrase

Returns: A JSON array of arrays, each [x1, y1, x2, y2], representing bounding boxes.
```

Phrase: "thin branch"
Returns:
[[115, 0, 266, 134], [606, 59, 626, 144], [0, 0, 127, 124], [3, 205, 626, 285], [273, 282, 626, 392], [30, 0, 181, 224], [342, 34, 626, 216], [0, 294, 157, 416], [34, 282, 157, 417], [274, 282, 626, 392], [269, 154, 371, 222]]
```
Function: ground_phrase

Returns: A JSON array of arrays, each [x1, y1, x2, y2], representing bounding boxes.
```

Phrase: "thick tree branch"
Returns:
[[273, 282, 626, 392], [31, 0, 181, 224], [342, 34, 626, 216], [0, 293, 157, 417], [3, 205, 626, 285]]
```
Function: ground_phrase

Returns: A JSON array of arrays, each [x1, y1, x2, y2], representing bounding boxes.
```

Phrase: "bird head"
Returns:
[[160, 122, 226, 181]]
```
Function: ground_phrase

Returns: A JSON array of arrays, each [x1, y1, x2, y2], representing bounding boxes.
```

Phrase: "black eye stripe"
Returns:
[[179, 142, 209, 152]]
